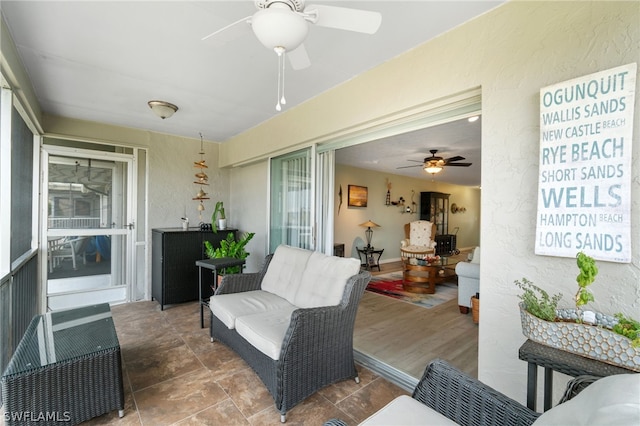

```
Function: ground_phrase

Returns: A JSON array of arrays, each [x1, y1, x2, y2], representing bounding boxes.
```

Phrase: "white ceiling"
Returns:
[[336, 115, 482, 186], [2, 1, 500, 186]]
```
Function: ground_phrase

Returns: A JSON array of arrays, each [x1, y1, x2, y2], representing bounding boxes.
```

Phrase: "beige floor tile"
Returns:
[[334, 377, 409, 424], [174, 399, 250, 425], [134, 368, 228, 426], [216, 369, 275, 418], [126, 344, 203, 391], [100, 298, 449, 425]]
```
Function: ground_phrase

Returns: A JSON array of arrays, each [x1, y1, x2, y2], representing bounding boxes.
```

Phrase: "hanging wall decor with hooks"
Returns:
[[192, 133, 210, 221]]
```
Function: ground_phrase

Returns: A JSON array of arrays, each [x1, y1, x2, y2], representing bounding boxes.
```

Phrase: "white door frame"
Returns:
[[40, 145, 138, 311]]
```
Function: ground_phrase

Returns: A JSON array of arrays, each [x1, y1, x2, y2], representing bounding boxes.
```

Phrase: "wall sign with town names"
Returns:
[[535, 63, 636, 263]]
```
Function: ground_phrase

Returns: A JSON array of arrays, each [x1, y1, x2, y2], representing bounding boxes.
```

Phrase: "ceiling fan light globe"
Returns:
[[424, 164, 443, 174], [252, 8, 308, 51]]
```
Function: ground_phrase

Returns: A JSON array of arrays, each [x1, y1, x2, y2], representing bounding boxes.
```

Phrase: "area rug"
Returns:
[[366, 271, 457, 309]]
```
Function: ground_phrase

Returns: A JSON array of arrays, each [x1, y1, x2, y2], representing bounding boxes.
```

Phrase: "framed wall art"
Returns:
[[348, 185, 368, 207]]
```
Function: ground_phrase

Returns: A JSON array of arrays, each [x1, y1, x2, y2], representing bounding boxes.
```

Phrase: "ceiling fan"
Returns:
[[398, 150, 472, 174], [202, 0, 382, 110]]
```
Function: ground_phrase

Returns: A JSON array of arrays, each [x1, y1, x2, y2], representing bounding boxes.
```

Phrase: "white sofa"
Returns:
[[209, 244, 371, 422], [455, 246, 480, 314]]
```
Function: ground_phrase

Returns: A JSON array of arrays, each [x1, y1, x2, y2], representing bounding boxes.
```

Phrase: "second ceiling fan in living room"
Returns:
[[398, 149, 472, 175]]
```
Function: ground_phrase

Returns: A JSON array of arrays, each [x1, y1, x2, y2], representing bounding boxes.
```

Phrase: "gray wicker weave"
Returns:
[[413, 359, 540, 426], [1, 304, 124, 426], [324, 359, 601, 426], [210, 254, 371, 422]]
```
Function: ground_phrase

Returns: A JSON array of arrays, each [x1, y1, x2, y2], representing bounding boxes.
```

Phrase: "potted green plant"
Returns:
[[212, 201, 226, 232], [514, 278, 563, 322], [516, 252, 640, 371], [204, 231, 255, 275], [575, 251, 598, 322]]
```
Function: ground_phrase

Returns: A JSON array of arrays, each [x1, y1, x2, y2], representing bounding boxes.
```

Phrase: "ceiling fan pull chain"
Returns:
[[280, 50, 287, 106], [275, 47, 283, 111]]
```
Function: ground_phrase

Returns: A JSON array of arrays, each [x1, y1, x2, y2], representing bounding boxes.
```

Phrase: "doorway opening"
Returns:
[[321, 90, 482, 388], [42, 139, 148, 311]]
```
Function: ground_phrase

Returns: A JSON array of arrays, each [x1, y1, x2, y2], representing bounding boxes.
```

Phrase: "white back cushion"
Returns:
[[532, 373, 640, 425], [471, 246, 481, 264], [410, 221, 434, 246], [293, 252, 360, 308], [261, 245, 312, 303]]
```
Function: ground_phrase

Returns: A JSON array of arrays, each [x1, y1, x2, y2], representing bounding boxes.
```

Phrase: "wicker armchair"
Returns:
[[211, 253, 371, 423], [325, 359, 603, 426]]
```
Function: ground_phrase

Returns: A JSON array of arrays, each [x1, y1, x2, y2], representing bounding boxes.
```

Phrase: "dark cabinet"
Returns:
[[420, 192, 450, 235], [152, 228, 237, 310], [420, 192, 458, 256]]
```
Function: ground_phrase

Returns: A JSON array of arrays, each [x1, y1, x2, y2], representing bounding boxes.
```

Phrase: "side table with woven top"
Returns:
[[518, 339, 634, 412]]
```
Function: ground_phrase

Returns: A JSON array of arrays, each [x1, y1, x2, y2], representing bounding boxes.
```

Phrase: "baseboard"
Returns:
[[354, 350, 419, 393]]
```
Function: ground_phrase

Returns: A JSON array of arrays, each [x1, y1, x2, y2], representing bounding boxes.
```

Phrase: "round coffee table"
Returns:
[[402, 258, 457, 294]]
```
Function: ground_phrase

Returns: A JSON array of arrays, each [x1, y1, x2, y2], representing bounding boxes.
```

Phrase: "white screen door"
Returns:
[[43, 146, 138, 310]]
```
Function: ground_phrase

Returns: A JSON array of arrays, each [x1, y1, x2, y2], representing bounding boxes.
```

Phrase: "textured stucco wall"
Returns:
[[226, 0, 640, 403]]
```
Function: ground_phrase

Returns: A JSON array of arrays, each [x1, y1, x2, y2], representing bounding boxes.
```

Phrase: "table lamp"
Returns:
[[359, 220, 380, 248]]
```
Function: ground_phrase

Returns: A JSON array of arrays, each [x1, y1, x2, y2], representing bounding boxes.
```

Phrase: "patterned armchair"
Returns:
[[400, 220, 437, 260]]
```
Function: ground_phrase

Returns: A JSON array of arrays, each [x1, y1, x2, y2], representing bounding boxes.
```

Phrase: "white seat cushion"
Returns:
[[235, 307, 298, 360], [209, 290, 295, 329], [293, 251, 360, 308], [261, 245, 312, 304], [533, 373, 640, 425], [360, 395, 457, 425]]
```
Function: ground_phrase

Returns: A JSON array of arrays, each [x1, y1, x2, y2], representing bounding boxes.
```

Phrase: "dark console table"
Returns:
[[518, 339, 633, 412], [356, 247, 384, 271], [1, 304, 124, 425], [151, 228, 237, 310]]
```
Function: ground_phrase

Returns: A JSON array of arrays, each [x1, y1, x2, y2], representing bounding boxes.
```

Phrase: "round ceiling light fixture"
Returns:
[[148, 100, 178, 119]]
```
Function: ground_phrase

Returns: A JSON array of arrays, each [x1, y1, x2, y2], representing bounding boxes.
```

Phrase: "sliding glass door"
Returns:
[[269, 148, 314, 252]]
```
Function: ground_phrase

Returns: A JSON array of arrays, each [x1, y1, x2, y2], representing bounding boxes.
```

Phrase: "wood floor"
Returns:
[[353, 255, 478, 389]]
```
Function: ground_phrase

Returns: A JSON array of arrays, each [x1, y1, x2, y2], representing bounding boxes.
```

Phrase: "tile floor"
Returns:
[[85, 300, 407, 425]]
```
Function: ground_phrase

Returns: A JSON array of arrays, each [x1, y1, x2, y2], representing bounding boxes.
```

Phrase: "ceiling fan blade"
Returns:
[[304, 4, 382, 34], [287, 43, 311, 70], [396, 164, 423, 169], [445, 163, 472, 167], [445, 156, 466, 162], [201, 15, 252, 42]]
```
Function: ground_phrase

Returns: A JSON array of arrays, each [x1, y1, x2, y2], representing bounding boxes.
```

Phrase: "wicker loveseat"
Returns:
[[326, 359, 639, 425], [209, 244, 371, 422]]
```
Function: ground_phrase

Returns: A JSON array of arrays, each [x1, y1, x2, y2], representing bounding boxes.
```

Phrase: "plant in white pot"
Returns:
[[515, 252, 640, 371], [212, 201, 226, 232]]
